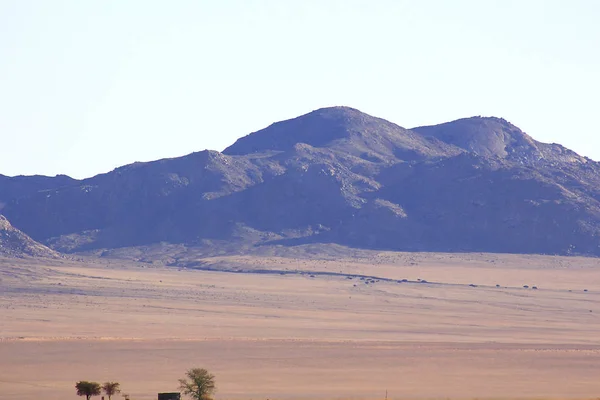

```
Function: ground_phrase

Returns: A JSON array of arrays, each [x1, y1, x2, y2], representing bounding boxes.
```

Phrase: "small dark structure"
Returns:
[[158, 393, 181, 400]]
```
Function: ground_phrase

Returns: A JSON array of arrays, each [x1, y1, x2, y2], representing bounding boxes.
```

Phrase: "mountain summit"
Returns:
[[224, 107, 459, 161], [413, 116, 539, 159], [2, 107, 600, 257], [225, 107, 368, 154]]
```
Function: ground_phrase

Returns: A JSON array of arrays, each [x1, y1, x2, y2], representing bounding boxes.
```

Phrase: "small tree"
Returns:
[[75, 381, 102, 400], [102, 382, 121, 400], [178, 368, 216, 400]]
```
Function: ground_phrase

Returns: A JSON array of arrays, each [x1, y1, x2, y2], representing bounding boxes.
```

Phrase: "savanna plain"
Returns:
[[2, 248, 600, 400]]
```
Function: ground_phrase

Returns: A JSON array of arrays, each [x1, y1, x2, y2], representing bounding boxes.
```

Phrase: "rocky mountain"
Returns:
[[2, 107, 600, 257], [0, 215, 59, 258], [0, 174, 76, 203]]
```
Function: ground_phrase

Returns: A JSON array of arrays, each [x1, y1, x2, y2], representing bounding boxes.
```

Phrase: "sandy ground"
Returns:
[[2, 251, 600, 399]]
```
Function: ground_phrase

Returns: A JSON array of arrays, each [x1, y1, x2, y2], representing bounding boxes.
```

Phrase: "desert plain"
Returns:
[[2, 248, 600, 400]]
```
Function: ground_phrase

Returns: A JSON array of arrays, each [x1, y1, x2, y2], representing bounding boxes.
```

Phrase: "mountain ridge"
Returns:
[[2, 106, 599, 258]]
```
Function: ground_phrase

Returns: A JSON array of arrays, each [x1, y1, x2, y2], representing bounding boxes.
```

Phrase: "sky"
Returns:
[[1, 0, 599, 179]]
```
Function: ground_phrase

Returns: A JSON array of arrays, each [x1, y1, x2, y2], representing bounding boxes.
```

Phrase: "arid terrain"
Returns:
[[2, 249, 600, 399]]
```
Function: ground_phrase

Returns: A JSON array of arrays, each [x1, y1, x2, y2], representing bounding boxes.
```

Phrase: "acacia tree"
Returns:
[[178, 368, 216, 400], [102, 382, 121, 400], [75, 381, 102, 400]]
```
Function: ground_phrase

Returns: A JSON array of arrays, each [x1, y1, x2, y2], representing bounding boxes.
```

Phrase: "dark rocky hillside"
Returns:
[[0, 174, 76, 205], [2, 107, 600, 256]]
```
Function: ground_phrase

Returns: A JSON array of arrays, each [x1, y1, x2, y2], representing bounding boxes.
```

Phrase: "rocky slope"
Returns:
[[0, 215, 60, 258], [2, 107, 600, 256]]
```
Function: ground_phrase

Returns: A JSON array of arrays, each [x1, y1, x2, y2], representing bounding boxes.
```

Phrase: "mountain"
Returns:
[[2, 106, 600, 257], [0, 174, 77, 203], [224, 106, 460, 161], [412, 116, 588, 165], [0, 215, 59, 258]]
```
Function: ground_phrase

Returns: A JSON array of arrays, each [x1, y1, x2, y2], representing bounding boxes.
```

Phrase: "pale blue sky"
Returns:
[[1, 0, 599, 178]]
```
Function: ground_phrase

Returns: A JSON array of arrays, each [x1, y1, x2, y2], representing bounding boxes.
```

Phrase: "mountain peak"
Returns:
[[223, 106, 380, 156], [223, 106, 457, 161], [412, 116, 539, 159]]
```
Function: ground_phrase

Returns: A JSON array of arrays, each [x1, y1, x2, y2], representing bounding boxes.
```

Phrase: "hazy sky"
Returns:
[[1, 0, 599, 179]]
